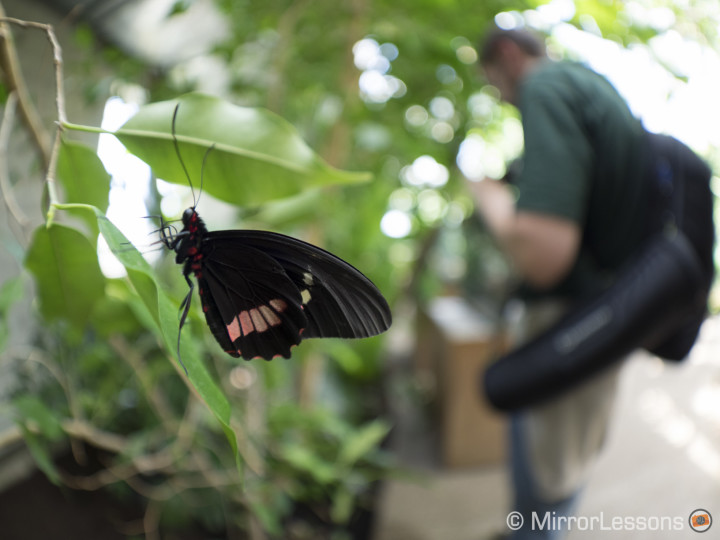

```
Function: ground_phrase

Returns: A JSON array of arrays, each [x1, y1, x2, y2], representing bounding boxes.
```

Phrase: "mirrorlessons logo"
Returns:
[[689, 509, 712, 533]]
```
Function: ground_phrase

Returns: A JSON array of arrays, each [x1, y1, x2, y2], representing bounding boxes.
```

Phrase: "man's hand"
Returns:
[[467, 177, 581, 289], [467, 177, 516, 235]]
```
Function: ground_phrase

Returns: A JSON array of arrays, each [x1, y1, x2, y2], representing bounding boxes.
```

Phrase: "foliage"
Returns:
[[12, 89, 389, 535], [266, 404, 392, 533]]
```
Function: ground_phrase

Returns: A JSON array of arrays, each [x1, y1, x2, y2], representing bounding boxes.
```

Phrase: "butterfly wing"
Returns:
[[198, 241, 308, 359], [205, 230, 392, 340]]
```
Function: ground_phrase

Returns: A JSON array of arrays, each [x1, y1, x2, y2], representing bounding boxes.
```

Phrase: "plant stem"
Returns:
[[44, 132, 62, 225], [0, 8, 52, 166], [0, 91, 30, 235], [61, 121, 110, 134], [52, 202, 96, 212], [0, 13, 68, 226]]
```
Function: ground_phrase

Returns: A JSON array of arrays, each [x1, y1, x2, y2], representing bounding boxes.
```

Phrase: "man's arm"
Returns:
[[467, 178, 581, 289]]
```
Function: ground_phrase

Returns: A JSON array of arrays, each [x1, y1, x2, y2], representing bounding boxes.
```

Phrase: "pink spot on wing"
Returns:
[[239, 311, 254, 335], [227, 317, 242, 342], [228, 300, 288, 341]]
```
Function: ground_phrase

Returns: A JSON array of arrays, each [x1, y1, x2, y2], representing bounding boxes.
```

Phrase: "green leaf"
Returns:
[[24, 223, 105, 331], [20, 426, 61, 485], [337, 419, 390, 467], [324, 340, 366, 378], [0, 275, 23, 312], [56, 139, 110, 241], [330, 486, 355, 525], [57, 138, 110, 214], [13, 395, 65, 441], [248, 498, 285, 537], [280, 443, 338, 485], [90, 293, 142, 338], [0, 276, 24, 353], [14, 395, 65, 483], [114, 93, 371, 206], [86, 207, 240, 465], [168, 0, 191, 16]]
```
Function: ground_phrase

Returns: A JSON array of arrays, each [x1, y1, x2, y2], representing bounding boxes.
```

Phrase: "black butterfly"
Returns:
[[159, 105, 391, 369]]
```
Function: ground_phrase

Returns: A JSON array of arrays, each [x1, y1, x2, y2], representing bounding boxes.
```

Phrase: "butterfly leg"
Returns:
[[175, 273, 193, 375]]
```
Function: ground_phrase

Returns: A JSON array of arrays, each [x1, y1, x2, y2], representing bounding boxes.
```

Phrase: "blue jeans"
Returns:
[[509, 413, 582, 540]]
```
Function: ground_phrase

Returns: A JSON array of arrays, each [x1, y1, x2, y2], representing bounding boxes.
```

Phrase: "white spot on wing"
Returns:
[[260, 304, 281, 326], [250, 308, 268, 332]]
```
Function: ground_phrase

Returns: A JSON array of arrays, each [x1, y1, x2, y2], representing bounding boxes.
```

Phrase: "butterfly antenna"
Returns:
[[171, 103, 198, 208]]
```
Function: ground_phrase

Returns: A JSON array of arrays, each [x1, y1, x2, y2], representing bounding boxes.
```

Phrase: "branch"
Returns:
[[60, 418, 128, 454], [108, 335, 179, 429], [143, 500, 161, 540], [0, 91, 31, 236], [0, 9, 52, 166], [0, 11, 68, 220], [0, 13, 66, 124], [59, 447, 177, 494]]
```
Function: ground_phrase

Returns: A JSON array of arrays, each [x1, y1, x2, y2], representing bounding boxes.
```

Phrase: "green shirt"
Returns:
[[515, 60, 649, 297]]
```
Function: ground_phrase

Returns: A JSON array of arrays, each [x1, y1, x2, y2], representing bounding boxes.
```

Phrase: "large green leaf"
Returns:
[[114, 93, 371, 206], [24, 223, 105, 331], [57, 138, 110, 214], [56, 139, 110, 240], [81, 206, 239, 464]]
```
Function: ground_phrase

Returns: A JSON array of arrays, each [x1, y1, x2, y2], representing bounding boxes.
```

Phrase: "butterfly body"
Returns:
[[165, 207, 392, 362]]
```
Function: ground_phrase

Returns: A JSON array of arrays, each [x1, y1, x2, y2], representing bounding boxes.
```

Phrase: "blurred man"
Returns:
[[469, 26, 713, 539]]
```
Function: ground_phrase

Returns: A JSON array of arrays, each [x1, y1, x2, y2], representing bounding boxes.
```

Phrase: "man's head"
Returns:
[[479, 27, 546, 104]]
